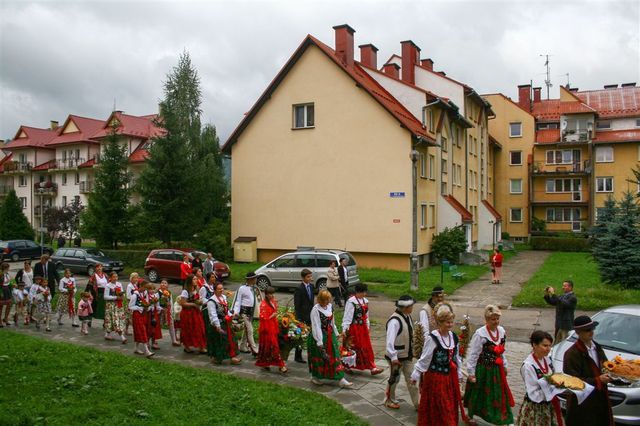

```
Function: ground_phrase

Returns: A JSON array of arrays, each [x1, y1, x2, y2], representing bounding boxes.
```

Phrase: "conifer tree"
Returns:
[[0, 189, 35, 240]]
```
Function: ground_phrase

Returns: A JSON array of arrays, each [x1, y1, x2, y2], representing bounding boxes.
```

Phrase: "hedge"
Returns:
[[530, 236, 592, 252], [102, 249, 149, 270]]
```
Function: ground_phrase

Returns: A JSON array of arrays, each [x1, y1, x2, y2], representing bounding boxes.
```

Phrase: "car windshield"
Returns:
[[0, 242, 7, 248], [85, 248, 105, 257], [340, 253, 357, 267], [592, 311, 640, 355]]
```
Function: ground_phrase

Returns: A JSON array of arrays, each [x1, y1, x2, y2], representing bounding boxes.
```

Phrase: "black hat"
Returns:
[[395, 295, 416, 308], [245, 271, 257, 279], [573, 315, 599, 331], [431, 286, 445, 296]]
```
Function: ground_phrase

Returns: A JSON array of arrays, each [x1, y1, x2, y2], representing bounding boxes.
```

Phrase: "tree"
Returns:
[[431, 225, 467, 264], [44, 198, 84, 242], [0, 189, 35, 240], [81, 129, 132, 249]]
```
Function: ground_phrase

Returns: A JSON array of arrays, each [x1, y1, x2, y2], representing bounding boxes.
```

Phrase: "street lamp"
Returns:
[[37, 183, 46, 256], [410, 149, 419, 291], [489, 219, 496, 250]]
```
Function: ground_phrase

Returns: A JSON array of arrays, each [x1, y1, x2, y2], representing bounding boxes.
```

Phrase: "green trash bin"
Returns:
[[442, 260, 450, 272]]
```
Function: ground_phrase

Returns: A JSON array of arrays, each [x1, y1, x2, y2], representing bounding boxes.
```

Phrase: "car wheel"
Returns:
[[315, 278, 327, 292], [11, 253, 19, 262], [256, 276, 270, 291], [87, 265, 95, 276], [147, 269, 160, 283]]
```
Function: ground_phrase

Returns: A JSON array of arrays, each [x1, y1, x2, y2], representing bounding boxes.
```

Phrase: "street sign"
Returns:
[[389, 192, 405, 198]]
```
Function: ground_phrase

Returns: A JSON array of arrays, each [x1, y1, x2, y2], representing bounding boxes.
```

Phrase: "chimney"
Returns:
[[383, 63, 400, 79], [420, 58, 434, 71], [358, 44, 378, 69], [533, 87, 542, 103], [333, 24, 356, 67], [50, 120, 59, 130], [604, 84, 618, 89], [400, 40, 420, 85], [517, 84, 532, 111], [621, 82, 637, 88], [569, 87, 579, 92]]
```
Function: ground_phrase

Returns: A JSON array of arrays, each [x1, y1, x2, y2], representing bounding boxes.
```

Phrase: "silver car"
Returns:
[[254, 249, 360, 291], [550, 305, 640, 425]]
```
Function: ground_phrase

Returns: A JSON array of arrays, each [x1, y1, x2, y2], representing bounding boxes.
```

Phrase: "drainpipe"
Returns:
[[410, 138, 420, 291]]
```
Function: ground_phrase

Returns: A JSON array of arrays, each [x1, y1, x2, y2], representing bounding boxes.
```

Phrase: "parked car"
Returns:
[[254, 249, 360, 291], [51, 247, 124, 276], [144, 249, 230, 283], [0, 239, 53, 262], [550, 305, 640, 425]]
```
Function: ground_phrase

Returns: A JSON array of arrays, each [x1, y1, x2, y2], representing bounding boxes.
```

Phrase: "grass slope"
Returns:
[[0, 331, 364, 426]]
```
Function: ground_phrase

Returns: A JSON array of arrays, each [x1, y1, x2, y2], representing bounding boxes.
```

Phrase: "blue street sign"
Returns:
[[389, 192, 405, 198]]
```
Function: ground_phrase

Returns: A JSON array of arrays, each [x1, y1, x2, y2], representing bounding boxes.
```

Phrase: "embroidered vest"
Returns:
[[319, 311, 333, 331], [213, 297, 228, 321], [428, 332, 459, 374], [352, 300, 368, 325], [478, 335, 506, 367], [386, 312, 414, 361]]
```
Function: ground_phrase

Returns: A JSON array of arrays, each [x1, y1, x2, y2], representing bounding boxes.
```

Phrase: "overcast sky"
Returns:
[[1, 0, 638, 143]]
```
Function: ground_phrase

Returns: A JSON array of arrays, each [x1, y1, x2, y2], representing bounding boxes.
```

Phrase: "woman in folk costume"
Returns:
[[158, 279, 179, 346], [255, 286, 287, 373], [516, 330, 563, 426], [204, 281, 241, 365], [464, 304, 514, 424], [0, 262, 12, 327], [56, 269, 79, 327], [85, 263, 108, 322], [178, 274, 207, 354], [103, 272, 127, 344], [124, 272, 139, 336], [146, 283, 162, 350], [33, 278, 52, 331], [341, 283, 383, 375], [128, 281, 154, 358], [308, 290, 352, 388], [411, 303, 467, 426]]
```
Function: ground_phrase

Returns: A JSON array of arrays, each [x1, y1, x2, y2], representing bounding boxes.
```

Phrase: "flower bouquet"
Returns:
[[115, 287, 124, 308], [159, 290, 171, 308], [277, 308, 310, 359], [457, 314, 472, 359]]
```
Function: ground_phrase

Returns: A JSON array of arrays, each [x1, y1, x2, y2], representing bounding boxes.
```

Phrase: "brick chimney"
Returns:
[[621, 82, 636, 88], [517, 84, 532, 111], [400, 40, 420, 85], [604, 84, 618, 89], [50, 120, 59, 130], [358, 44, 378, 69], [420, 58, 434, 71], [533, 87, 541, 103], [333, 24, 355, 67], [569, 88, 579, 92], [383, 63, 400, 79]]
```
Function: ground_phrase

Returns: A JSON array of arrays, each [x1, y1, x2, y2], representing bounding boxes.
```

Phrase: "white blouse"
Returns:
[[128, 290, 147, 313], [466, 325, 509, 376], [199, 283, 215, 303], [521, 353, 555, 403], [94, 273, 108, 289], [310, 303, 339, 347], [342, 296, 369, 332], [411, 330, 462, 382], [22, 269, 34, 288], [126, 282, 137, 299], [104, 282, 123, 301], [207, 294, 228, 328], [58, 277, 76, 293]]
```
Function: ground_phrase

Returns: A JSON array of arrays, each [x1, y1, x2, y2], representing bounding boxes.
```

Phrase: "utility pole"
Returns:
[[540, 54, 553, 99]]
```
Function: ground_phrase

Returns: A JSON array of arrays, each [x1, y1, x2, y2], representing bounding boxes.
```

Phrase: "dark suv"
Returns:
[[0, 240, 53, 262], [144, 249, 230, 283], [51, 248, 124, 276]]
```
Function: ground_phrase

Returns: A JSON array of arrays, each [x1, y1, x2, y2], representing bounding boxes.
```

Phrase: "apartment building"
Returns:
[[0, 111, 162, 231], [224, 25, 500, 270]]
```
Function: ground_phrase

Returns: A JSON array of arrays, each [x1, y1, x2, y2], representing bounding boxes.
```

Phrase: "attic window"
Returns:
[[293, 104, 314, 129], [596, 121, 611, 130]]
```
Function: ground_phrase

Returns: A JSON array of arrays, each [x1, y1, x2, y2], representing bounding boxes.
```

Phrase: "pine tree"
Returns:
[[0, 189, 35, 240], [80, 129, 131, 249]]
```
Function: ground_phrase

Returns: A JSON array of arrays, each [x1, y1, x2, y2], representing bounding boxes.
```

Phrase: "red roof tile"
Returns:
[[128, 144, 149, 163], [593, 129, 640, 143], [535, 129, 561, 144], [576, 87, 640, 118], [4, 126, 58, 149], [0, 153, 13, 172], [481, 199, 502, 221], [443, 194, 473, 222], [48, 115, 104, 147], [92, 112, 164, 139], [32, 159, 57, 171], [531, 100, 596, 121]]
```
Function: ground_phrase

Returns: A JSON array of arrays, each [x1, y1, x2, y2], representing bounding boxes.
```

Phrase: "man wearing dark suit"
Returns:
[[33, 254, 59, 298], [563, 315, 614, 426], [337, 257, 350, 305], [543, 280, 577, 343], [294, 268, 314, 363]]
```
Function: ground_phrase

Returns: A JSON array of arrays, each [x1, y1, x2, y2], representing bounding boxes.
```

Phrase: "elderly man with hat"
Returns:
[[384, 295, 420, 410], [562, 315, 614, 426], [419, 286, 446, 335], [232, 271, 259, 356]]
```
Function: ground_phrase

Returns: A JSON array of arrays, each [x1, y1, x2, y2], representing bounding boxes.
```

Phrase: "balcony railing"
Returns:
[[33, 182, 58, 194], [561, 129, 591, 143], [56, 158, 85, 170], [532, 160, 591, 175], [531, 190, 588, 204], [79, 180, 94, 194], [3, 161, 33, 172]]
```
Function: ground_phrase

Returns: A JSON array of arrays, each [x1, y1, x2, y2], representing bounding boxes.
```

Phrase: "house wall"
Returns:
[[593, 142, 640, 207]]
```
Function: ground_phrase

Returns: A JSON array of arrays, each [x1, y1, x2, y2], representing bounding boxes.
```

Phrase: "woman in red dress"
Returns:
[[255, 287, 287, 373], [178, 275, 206, 354], [491, 248, 504, 284], [341, 284, 383, 375]]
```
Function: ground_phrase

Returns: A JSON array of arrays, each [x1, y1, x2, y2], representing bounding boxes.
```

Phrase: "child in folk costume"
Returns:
[[341, 283, 383, 375], [308, 290, 352, 388], [516, 331, 563, 426], [146, 283, 162, 350], [77, 292, 93, 335], [103, 272, 127, 343], [12, 281, 28, 326], [204, 281, 241, 365], [411, 303, 466, 426], [178, 275, 207, 354], [56, 269, 79, 327], [16, 261, 34, 325], [464, 304, 514, 425], [124, 272, 139, 336], [33, 278, 52, 331], [384, 295, 420, 410], [158, 280, 179, 346], [256, 286, 287, 373], [85, 263, 108, 322], [128, 282, 155, 358], [28, 275, 43, 324], [0, 262, 12, 327]]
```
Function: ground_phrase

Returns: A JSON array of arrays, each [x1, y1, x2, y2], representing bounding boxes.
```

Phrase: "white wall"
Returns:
[[478, 202, 498, 249], [414, 68, 465, 113], [364, 69, 426, 121]]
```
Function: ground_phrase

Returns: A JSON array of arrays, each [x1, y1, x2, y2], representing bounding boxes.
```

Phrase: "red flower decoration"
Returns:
[[495, 357, 504, 366], [493, 345, 505, 355]]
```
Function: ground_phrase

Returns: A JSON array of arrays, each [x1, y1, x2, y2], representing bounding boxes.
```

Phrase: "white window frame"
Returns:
[[18, 175, 27, 187], [428, 203, 435, 228], [441, 135, 448, 153], [62, 196, 67, 206], [510, 179, 523, 194], [292, 103, 314, 129], [420, 203, 427, 229], [545, 149, 581, 165], [62, 173, 67, 186], [509, 122, 522, 137], [419, 153, 426, 178], [19, 197, 27, 210], [596, 177, 613, 193], [545, 178, 581, 193], [75, 172, 80, 185], [510, 208, 523, 223], [509, 151, 523, 165], [595, 146, 614, 163], [428, 154, 435, 180], [546, 207, 581, 223], [596, 120, 611, 130]]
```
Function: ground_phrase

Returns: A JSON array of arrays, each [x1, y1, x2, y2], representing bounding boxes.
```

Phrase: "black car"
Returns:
[[51, 248, 124, 276], [0, 239, 53, 262]]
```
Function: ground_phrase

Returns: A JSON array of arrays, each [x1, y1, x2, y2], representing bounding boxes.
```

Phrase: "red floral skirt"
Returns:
[[180, 307, 206, 348], [418, 370, 459, 426], [255, 324, 284, 368], [148, 309, 162, 340], [132, 311, 149, 343], [348, 323, 377, 370]]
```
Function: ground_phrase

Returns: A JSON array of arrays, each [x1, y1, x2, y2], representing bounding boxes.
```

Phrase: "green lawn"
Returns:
[[512, 252, 640, 310], [0, 330, 364, 426]]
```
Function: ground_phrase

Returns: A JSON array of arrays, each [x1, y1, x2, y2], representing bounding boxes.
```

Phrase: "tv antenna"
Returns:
[[539, 54, 553, 99], [561, 73, 570, 88]]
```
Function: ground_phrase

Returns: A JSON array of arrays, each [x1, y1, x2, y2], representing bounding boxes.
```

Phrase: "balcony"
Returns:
[[3, 161, 33, 173], [561, 129, 591, 143], [79, 180, 94, 194], [531, 190, 589, 206], [532, 160, 591, 175], [33, 181, 58, 195], [56, 158, 86, 170]]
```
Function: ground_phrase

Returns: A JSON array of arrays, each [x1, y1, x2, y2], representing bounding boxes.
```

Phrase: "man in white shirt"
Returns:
[[232, 271, 258, 355], [203, 253, 214, 277]]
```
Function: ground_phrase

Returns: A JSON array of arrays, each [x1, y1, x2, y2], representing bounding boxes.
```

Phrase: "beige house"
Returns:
[[224, 25, 500, 270]]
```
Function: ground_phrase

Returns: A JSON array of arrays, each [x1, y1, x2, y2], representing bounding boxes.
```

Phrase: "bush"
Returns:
[[194, 218, 232, 262], [101, 249, 149, 270], [531, 217, 546, 232], [431, 225, 467, 264], [501, 231, 510, 240], [530, 236, 591, 252]]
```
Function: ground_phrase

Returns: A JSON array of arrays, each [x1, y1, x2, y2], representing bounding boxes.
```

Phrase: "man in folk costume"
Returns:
[[384, 295, 420, 410], [414, 286, 446, 358], [563, 315, 614, 426], [232, 271, 258, 356]]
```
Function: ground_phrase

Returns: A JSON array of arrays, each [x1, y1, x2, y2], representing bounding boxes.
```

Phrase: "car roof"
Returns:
[[600, 305, 640, 316]]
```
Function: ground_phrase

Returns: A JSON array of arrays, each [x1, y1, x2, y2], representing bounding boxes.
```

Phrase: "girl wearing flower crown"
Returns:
[[128, 280, 154, 358], [178, 275, 206, 354], [146, 283, 163, 350], [56, 269, 79, 327], [103, 272, 127, 344]]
